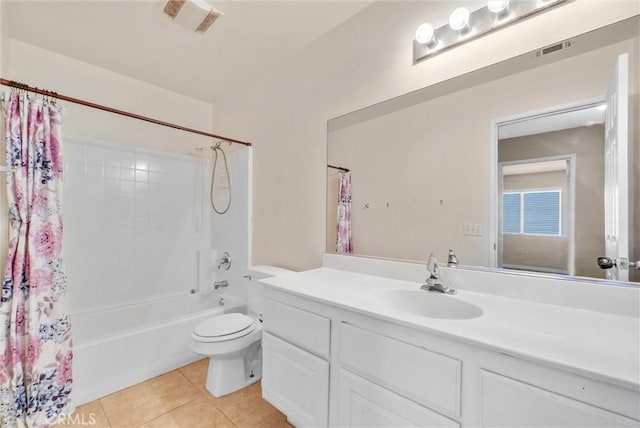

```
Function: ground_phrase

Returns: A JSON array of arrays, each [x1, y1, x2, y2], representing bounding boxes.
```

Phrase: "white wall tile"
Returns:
[[63, 139, 243, 314]]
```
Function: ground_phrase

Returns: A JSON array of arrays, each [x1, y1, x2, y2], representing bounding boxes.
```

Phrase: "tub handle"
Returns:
[[217, 252, 231, 270]]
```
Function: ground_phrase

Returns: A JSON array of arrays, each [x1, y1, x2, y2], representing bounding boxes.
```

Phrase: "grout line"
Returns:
[[131, 370, 201, 427], [211, 403, 238, 428], [99, 370, 201, 428], [135, 394, 204, 428], [97, 399, 112, 428]]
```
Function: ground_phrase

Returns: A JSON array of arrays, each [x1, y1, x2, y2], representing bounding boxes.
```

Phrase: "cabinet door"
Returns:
[[262, 333, 329, 427], [338, 369, 460, 428], [480, 370, 639, 427]]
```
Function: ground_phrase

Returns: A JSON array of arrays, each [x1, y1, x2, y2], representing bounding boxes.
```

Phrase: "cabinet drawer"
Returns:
[[262, 333, 329, 427], [264, 299, 330, 359], [338, 369, 459, 428], [339, 322, 461, 417], [480, 370, 639, 427]]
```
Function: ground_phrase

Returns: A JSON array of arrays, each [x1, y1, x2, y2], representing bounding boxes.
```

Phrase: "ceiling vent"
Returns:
[[536, 40, 574, 58], [163, 0, 222, 33]]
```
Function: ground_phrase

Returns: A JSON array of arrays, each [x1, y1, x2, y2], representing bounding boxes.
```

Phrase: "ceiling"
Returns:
[[5, 0, 372, 103]]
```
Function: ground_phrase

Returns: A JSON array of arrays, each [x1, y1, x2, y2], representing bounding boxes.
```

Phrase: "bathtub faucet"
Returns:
[[214, 280, 229, 290]]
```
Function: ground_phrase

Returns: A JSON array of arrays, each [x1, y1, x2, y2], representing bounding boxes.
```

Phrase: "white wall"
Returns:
[[0, 0, 9, 270], [0, 0, 7, 73], [209, 0, 640, 271], [6, 39, 213, 154]]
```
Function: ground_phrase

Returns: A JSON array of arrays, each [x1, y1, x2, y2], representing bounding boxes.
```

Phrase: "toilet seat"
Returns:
[[192, 313, 257, 343]]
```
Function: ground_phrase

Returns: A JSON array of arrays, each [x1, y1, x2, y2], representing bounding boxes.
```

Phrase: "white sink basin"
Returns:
[[369, 289, 483, 320]]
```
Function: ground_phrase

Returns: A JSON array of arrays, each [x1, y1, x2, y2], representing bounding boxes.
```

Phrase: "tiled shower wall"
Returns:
[[63, 138, 217, 314]]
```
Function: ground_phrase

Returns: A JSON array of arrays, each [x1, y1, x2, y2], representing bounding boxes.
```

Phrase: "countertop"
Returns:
[[261, 267, 640, 390]]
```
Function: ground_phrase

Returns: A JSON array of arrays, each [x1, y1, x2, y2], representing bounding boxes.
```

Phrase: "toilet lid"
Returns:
[[194, 313, 254, 338]]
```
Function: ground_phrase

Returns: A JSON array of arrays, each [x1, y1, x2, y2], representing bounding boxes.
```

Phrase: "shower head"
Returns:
[[163, 0, 223, 33]]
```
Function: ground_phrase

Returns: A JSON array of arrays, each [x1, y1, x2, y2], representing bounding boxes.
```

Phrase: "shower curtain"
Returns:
[[0, 92, 73, 427], [336, 171, 352, 254]]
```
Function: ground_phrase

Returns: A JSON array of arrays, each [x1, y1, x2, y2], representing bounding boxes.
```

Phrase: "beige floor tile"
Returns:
[[252, 410, 295, 428], [140, 396, 235, 428], [208, 382, 278, 428], [100, 371, 200, 427], [179, 358, 209, 391], [57, 400, 111, 427]]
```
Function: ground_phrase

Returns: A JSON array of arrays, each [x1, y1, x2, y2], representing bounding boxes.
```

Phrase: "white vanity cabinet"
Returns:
[[477, 353, 640, 427], [262, 298, 331, 427], [262, 287, 640, 428]]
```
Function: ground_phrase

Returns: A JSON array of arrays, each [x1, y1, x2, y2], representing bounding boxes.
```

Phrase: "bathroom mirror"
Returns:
[[326, 17, 640, 284]]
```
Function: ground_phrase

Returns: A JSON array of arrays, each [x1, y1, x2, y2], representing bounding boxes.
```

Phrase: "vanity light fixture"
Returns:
[[413, 0, 567, 64], [449, 7, 471, 33], [487, 0, 511, 16], [415, 23, 437, 46]]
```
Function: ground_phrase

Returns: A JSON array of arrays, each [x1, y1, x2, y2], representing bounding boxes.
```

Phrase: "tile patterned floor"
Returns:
[[65, 359, 293, 428]]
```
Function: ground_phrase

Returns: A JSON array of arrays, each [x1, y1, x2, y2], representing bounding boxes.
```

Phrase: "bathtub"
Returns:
[[72, 292, 246, 405]]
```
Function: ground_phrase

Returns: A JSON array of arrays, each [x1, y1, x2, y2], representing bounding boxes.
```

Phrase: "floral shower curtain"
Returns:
[[0, 92, 73, 427], [336, 171, 352, 254]]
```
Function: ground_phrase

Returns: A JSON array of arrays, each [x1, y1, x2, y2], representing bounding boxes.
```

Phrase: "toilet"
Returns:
[[190, 265, 294, 397]]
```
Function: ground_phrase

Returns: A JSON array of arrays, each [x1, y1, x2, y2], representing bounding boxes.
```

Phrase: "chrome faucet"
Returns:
[[421, 253, 457, 294], [447, 249, 459, 267]]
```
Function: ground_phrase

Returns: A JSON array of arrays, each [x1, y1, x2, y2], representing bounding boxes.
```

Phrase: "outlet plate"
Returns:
[[463, 223, 482, 236]]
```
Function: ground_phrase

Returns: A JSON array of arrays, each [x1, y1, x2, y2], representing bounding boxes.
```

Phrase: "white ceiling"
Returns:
[[5, 0, 372, 103]]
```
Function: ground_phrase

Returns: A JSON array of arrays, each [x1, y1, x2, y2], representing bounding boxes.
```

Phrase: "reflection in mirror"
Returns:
[[326, 17, 639, 284], [497, 107, 603, 279]]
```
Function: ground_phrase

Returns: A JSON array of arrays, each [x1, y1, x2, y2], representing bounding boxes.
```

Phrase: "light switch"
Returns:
[[463, 223, 482, 236]]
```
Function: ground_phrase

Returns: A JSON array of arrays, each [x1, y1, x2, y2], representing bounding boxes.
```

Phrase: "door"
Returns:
[[603, 53, 630, 281], [480, 370, 638, 427], [337, 369, 459, 427], [262, 333, 329, 427]]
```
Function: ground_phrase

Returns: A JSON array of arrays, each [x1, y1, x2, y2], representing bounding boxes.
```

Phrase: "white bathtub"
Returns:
[[72, 292, 246, 404]]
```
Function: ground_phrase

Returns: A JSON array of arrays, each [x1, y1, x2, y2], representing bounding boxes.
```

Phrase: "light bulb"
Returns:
[[449, 7, 470, 32], [487, 0, 510, 14], [415, 23, 436, 45]]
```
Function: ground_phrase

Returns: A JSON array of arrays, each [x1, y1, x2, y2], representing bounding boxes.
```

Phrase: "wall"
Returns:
[[500, 126, 606, 279], [0, 1, 9, 272], [502, 171, 569, 274], [209, 1, 640, 271], [0, 0, 7, 73], [209, 147, 252, 302], [6, 39, 213, 154]]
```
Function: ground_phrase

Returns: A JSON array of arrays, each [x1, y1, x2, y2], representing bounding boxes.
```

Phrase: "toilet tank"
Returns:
[[247, 265, 294, 320]]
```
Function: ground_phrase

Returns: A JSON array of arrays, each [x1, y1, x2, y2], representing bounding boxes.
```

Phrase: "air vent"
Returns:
[[163, 0, 222, 33], [536, 40, 574, 57]]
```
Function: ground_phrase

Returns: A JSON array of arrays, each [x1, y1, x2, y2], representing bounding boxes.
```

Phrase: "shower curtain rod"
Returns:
[[0, 78, 252, 147], [328, 164, 350, 172]]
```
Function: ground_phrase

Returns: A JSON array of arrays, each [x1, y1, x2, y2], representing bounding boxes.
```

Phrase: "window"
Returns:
[[503, 190, 561, 235]]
